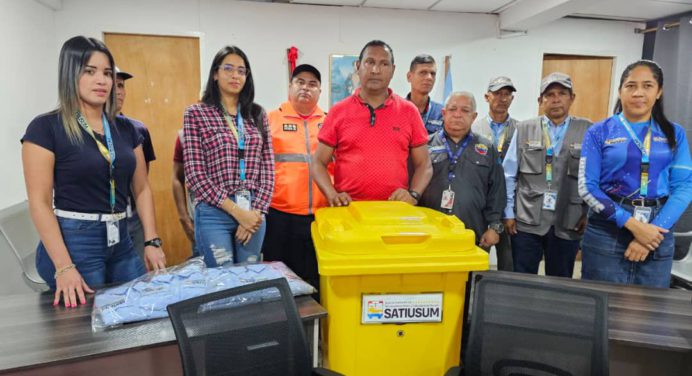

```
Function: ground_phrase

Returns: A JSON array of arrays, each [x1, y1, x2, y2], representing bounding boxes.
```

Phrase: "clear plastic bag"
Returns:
[[91, 259, 316, 332]]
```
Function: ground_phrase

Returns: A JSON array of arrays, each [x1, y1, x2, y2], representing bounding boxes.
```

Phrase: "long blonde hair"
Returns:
[[57, 36, 118, 143]]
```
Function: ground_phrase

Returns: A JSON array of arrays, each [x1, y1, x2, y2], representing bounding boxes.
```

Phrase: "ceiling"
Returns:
[[276, 0, 692, 29]]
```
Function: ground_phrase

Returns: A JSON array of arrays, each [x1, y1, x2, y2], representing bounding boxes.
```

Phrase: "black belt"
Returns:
[[607, 193, 668, 207]]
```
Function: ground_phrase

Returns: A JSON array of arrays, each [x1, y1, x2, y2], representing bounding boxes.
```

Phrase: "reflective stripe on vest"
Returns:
[[275, 153, 310, 163]]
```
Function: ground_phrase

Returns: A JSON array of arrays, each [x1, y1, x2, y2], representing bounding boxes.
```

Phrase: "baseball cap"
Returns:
[[291, 64, 321, 83], [487, 76, 516, 92], [540, 72, 573, 94]]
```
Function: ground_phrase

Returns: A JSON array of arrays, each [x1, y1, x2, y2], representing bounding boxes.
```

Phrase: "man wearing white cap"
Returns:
[[502, 72, 592, 277], [472, 76, 520, 271]]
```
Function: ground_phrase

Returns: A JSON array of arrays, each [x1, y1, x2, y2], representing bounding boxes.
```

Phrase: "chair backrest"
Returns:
[[465, 276, 609, 376], [167, 278, 312, 376], [0, 201, 47, 291], [673, 207, 692, 260]]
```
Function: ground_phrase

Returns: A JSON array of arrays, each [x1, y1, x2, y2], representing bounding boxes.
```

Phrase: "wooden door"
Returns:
[[104, 33, 200, 266], [541, 54, 614, 122]]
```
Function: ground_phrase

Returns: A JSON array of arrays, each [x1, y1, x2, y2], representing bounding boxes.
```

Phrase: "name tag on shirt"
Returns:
[[106, 220, 120, 247], [441, 189, 455, 210], [542, 191, 557, 211], [235, 190, 252, 211], [633, 206, 652, 224], [527, 140, 542, 148]]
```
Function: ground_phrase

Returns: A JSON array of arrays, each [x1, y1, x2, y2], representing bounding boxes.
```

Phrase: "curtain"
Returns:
[[652, 16, 692, 259]]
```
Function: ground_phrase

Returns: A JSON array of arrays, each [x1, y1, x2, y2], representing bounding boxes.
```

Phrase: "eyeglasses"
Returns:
[[218, 64, 248, 77]]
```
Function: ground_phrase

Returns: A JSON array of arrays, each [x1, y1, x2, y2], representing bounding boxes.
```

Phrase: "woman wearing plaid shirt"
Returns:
[[183, 46, 274, 267]]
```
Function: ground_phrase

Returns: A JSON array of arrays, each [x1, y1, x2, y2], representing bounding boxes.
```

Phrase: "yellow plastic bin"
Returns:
[[312, 201, 489, 375]]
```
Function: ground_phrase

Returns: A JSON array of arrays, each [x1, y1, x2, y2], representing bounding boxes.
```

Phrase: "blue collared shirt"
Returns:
[[406, 93, 444, 134]]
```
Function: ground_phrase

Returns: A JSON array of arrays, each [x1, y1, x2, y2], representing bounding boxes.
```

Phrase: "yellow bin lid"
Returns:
[[311, 201, 489, 276]]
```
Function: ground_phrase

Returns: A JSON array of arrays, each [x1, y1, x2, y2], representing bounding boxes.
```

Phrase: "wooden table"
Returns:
[[0, 292, 326, 375], [472, 271, 692, 375]]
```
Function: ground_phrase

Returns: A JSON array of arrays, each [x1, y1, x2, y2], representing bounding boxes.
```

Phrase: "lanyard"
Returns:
[[618, 113, 653, 197], [442, 131, 472, 185], [486, 115, 509, 153], [222, 104, 247, 181], [76, 112, 116, 212], [541, 116, 569, 187]]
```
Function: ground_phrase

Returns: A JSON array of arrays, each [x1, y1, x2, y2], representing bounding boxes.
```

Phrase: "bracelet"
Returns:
[[54, 263, 76, 279]]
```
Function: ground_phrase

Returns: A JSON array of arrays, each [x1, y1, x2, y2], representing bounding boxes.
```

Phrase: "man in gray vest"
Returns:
[[420, 91, 506, 250], [502, 72, 591, 277], [472, 76, 519, 271]]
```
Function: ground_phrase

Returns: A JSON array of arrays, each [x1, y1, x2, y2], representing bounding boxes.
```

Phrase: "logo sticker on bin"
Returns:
[[361, 293, 443, 324]]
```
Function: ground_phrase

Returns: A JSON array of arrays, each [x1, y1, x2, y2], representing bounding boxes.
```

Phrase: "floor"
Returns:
[[487, 246, 583, 279]]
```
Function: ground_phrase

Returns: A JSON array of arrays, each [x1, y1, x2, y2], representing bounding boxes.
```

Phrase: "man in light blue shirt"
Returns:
[[472, 76, 520, 271], [503, 72, 592, 277]]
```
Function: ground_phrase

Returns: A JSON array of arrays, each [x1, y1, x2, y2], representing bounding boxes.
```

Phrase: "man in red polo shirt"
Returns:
[[312, 40, 432, 206]]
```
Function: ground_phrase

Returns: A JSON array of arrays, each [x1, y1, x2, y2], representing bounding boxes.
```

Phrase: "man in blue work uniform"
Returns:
[[115, 67, 157, 260], [472, 76, 520, 271], [503, 72, 592, 277], [405, 54, 443, 134], [420, 91, 506, 250]]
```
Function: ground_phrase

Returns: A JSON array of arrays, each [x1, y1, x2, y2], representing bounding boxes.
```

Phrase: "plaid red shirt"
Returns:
[[183, 103, 275, 213]]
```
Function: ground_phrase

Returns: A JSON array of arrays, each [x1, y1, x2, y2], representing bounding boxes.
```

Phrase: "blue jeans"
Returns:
[[511, 227, 580, 277], [36, 217, 146, 290], [581, 207, 674, 288], [194, 202, 265, 267]]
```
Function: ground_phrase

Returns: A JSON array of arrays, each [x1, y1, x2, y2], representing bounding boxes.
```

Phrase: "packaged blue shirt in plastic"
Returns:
[[91, 259, 316, 331]]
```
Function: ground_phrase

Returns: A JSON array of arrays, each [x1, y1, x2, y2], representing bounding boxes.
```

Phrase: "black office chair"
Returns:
[[449, 276, 609, 376], [167, 278, 342, 376]]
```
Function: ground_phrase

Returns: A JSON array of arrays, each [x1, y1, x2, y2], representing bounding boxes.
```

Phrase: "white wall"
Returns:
[[0, 0, 56, 209], [1, 0, 644, 209]]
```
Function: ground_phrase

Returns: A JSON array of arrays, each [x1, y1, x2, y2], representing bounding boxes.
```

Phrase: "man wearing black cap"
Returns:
[[261, 64, 328, 292], [115, 68, 157, 259], [472, 76, 520, 271], [502, 72, 592, 278]]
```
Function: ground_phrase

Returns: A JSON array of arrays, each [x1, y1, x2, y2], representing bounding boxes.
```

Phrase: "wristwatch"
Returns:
[[489, 222, 504, 234], [408, 190, 421, 202], [144, 237, 163, 248]]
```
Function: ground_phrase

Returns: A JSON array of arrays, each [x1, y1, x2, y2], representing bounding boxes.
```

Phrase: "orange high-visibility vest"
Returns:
[[269, 101, 331, 215]]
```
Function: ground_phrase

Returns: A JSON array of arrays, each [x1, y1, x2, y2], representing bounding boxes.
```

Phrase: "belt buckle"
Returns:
[[632, 198, 645, 207]]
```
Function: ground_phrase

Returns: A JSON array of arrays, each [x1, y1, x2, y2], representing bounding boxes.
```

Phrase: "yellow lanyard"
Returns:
[[618, 114, 653, 197], [541, 119, 554, 186], [221, 106, 239, 140], [77, 114, 111, 163], [497, 129, 507, 153], [76, 112, 116, 212]]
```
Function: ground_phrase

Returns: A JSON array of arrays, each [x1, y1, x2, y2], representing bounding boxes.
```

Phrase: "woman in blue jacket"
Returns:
[[578, 60, 692, 287]]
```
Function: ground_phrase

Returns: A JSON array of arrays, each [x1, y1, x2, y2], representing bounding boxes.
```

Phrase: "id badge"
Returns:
[[542, 191, 557, 211], [235, 190, 252, 211], [441, 189, 455, 210], [106, 220, 120, 247], [633, 206, 652, 224]]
